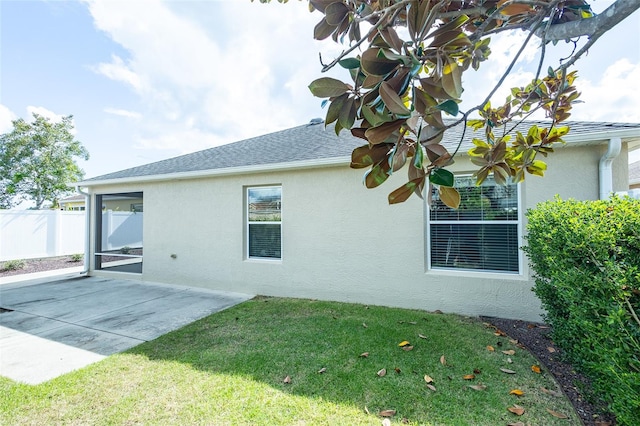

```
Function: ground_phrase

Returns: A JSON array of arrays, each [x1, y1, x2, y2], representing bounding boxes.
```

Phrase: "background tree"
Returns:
[[257, 0, 639, 206], [0, 113, 89, 209]]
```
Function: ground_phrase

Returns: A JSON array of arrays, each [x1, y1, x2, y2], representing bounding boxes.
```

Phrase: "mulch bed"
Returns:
[[483, 316, 616, 426], [0, 257, 616, 424]]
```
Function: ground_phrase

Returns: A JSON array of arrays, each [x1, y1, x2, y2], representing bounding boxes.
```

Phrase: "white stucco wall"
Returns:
[[85, 143, 629, 322]]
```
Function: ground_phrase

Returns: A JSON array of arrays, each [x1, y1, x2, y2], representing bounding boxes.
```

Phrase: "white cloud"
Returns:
[[570, 59, 640, 123], [26, 106, 66, 122], [103, 107, 142, 120], [0, 104, 17, 133], [92, 55, 143, 92]]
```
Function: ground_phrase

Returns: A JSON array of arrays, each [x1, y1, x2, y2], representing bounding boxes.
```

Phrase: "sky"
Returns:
[[1, 0, 639, 184]]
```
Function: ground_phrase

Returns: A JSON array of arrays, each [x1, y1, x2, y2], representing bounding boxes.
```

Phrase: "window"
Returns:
[[247, 186, 282, 259], [428, 175, 520, 273]]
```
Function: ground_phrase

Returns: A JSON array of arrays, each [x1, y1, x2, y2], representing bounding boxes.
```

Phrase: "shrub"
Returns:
[[70, 253, 83, 262], [119, 246, 132, 254], [1, 259, 27, 271], [524, 196, 640, 425]]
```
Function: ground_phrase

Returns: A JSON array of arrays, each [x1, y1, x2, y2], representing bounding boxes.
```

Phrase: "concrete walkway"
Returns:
[[0, 273, 253, 384]]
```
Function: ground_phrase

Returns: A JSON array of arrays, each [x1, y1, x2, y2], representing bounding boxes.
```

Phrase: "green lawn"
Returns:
[[0, 297, 579, 425]]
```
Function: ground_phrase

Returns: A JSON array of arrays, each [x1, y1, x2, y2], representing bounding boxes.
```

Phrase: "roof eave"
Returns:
[[78, 156, 352, 187]]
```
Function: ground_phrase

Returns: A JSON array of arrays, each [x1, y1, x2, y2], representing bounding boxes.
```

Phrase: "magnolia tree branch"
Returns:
[[539, 0, 640, 41]]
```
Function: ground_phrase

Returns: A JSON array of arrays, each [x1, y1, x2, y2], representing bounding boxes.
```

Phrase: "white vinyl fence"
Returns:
[[0, 210, 85, 261], [100, 210, 143, 251]]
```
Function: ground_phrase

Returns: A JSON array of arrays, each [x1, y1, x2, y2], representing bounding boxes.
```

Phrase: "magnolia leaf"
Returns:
[[436, 99, 459, 116], [438, 186, 460, 209], [547, 346, 556, 353], [441, 58, 463, 99], [546, 409, 569, 419], [380, 81, 411, 115], [313, 18, 335, 41], [469, 384, 487, 391], [487, 345, 495, 351], [502, 350, 515, 356], [424, 375, 434, 383], [324, 1, 349, 25], [508, 404, 525, 416], [325, 93, 348, 125], [283, 375, 292, 384], [388, 180, 418, 204], [377, 368, 387, 377], [440, 355, 446, 366], [351, 143, 393, 169], [462, 374, 475, 380], [318, 367, 327, 374], [338, 57, 360, 69], [507, 357, 513, 364], [338, 96, 356, 130], [540, 387, 562, 397], [364, 162, 391, 189], [531, 365, 542, 373], [362, 322, 368, 328], [507, 422, 525, 426], [426, 384, 437, 392], [498, 0, 534, 16], [500, 368, 516, 374], [379, 409, 396, 417], [430, 168, 454, 187], [360, 352, 370, 358], [418, 334, 428, 339], [394, 367, 401, 374], [398, 340, 410, 347], [309, 77, 351, 98], [364, 120, 404, 145], [401, 345, 414, 351], [361, 48, 399, 76], [509, 389, 524, 396]]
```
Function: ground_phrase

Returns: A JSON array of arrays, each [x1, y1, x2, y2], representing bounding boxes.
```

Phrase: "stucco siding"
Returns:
[[86, 143, 630, 322]]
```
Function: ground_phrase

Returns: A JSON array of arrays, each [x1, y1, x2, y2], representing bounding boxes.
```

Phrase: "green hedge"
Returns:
[[524, 196, 640, 425]]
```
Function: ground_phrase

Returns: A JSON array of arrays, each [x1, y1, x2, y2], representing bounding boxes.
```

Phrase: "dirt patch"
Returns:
[[0, 256, 83, 277], [483, 316, 615, 426]]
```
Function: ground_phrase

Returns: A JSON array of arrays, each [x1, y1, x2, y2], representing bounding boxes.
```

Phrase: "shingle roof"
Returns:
[[84, 119, 640, 183]]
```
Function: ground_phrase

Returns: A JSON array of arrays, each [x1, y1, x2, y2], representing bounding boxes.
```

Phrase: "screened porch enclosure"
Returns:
[[94, 192, 143, 273]]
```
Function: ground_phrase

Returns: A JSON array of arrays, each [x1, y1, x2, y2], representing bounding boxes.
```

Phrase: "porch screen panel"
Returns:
[[247, 186, 282, 259], [428, 176, 520, 273]]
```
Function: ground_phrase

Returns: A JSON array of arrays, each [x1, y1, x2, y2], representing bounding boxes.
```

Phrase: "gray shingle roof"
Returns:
[[84, 119, 640, 183]]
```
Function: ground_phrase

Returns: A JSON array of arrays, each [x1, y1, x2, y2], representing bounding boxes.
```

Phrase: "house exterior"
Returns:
[[78, 120, 640, 321], [630, 160, 640, 189]]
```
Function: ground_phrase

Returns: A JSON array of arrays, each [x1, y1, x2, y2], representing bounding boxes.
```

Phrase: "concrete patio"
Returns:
[[0, 273, 253, 384]]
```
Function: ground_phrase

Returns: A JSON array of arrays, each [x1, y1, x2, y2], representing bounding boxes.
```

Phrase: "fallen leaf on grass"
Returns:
[[426, 384, 436, 392], [283, 376, 292, 384], [377, 368, 387, 377], [363, 322, 368, 328], [546, 408, 569, 419], [473, 368, 481, 374], [440, 355, 446, 366], [462, 374, 475, 380], [398, 340, 410, 347], [360, 352, 369, 358], [509, 339, 519, 345], [509, 389, 524, 396], [531, 365, 542, 373], [508, 422, 525, 426], [547, 346, 556, 353], [469, 384, 487, 391], [502, 350, 516, 355], [401, 345, 414, 351], [418, 334, 428, 339], [540, 387, 562, 397], [408, 321, 417, 325], [394, 367, 401, 374], [507, 357, 513, 364], [501, 368, 516, 374], [379, 409, 396, 417], [508, 404, 525, 416], [424, 375, 434, 383], [382, 419, 391, 426], [494, 329, 507, 336], [317, 367, 326, 374], [486, 345, 495, 351]]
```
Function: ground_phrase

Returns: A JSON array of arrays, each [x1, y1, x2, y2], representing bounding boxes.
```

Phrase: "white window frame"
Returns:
[[426, 175, 523, 275], [246, 186, 282, 261]]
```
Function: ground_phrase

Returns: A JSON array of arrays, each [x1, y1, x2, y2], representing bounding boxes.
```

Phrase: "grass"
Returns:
[[0, 297, 580, 425]]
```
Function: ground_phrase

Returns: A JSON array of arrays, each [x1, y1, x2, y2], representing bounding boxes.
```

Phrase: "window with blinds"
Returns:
[[247, 186, 282, 259], [428, 175, 520, 273]]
